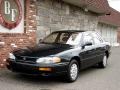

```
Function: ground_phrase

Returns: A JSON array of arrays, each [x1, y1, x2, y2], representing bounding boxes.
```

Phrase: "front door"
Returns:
[[80, 32, 97, 69]]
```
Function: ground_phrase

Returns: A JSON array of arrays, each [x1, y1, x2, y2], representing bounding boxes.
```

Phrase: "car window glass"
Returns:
[[71, 33, 78, 41], [43, 33, 58, 43], [58, 33, 70, 44], [93, 37, 101, 44], [83, 33, 94, 45], [92, 33, 102, 44], [42, 32, 81, 45], [67, 33, 82, 45]]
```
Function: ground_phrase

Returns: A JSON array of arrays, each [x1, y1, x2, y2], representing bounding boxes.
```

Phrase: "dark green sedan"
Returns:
[[6, 30, 111, 82]]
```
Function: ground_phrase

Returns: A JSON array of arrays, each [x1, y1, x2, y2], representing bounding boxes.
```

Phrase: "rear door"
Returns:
[[91, 32, 105, 63]]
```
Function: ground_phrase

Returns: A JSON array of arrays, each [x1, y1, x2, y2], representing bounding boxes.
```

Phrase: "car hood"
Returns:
[[13, 43, 72, 57]]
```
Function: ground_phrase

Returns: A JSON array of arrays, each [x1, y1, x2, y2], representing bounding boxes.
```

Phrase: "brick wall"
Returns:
[[0, 0, 37, 68]]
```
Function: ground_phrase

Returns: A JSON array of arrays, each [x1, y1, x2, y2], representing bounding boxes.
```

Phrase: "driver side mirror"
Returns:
[[82, 41, 92, 49]]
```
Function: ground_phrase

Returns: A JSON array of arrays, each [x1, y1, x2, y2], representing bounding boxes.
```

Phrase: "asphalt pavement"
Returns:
[[0, 47, 120, 90]]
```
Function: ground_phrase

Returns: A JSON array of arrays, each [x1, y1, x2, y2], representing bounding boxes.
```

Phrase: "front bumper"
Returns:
[[6, 59, 69, 76]]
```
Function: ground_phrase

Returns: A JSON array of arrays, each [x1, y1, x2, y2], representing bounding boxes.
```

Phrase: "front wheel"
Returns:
[[65, 60, 79, 82], [98, 55, 108, 68]]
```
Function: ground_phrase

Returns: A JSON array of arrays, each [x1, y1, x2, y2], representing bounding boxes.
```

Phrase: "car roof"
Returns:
[[52, 30, 95, 33], [53, 30, 85, 33]]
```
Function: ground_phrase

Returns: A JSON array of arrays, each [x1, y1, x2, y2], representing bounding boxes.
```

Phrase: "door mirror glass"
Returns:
[[82, 41, 92, 49], [84, 42, 92, 46]]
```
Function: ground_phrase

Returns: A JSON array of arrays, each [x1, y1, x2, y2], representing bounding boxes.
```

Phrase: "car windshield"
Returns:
[[41, 32, 82, 46]]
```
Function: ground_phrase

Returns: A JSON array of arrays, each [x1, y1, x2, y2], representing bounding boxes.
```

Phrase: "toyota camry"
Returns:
[[6, 30, 111, 82]]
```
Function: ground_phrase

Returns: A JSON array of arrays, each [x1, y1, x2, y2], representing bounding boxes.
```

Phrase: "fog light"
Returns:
[[39, 68, 52, 71]]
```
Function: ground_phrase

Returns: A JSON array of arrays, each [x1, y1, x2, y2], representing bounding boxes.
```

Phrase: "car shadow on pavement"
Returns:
[[0, 66, 101, 84]]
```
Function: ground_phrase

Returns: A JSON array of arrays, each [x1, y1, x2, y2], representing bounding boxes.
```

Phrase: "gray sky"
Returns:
[[108, 0, 120, 11]]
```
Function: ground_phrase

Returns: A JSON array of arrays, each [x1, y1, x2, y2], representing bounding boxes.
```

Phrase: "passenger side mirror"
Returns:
[[82, 42, 92, 49], [85, 42, 92, 46]]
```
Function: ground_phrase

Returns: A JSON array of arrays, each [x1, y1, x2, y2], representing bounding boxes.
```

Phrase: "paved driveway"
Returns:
[[0, 47, 120, 90]]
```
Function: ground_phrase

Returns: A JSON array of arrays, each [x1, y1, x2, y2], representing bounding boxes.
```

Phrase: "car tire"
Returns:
[[65, 60, 79, 82], [98, 54, 107, 68]]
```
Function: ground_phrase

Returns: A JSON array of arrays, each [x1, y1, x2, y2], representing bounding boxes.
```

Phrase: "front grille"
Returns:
[[15, 56, 37, 64]]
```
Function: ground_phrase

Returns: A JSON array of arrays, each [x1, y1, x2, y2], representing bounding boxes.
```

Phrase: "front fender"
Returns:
[[55, 47, 82, 62]]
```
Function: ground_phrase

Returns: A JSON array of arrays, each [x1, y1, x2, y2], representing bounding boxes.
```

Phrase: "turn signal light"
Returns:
[[39, 68, 52, 71]]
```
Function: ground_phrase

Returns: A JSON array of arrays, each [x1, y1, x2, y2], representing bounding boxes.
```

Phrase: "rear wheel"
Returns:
[[65, 60, 79, 82], [98, 55, 107, 68]]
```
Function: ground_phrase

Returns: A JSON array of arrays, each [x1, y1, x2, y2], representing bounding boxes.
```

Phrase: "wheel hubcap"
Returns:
[[103, 56, 107, 67], [70, 63, 78, 80]]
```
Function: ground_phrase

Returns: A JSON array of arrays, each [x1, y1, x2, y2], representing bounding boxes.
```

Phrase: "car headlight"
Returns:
[[9, 53, 15, 60], [36, 57, 61, 64]]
